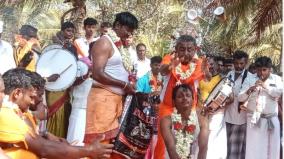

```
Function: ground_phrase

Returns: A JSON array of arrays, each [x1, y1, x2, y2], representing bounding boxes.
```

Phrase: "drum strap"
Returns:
[[238, 69, 248, 113], [47, 91, 70, 118], [72, 74, 89, 87], [241, 69, 248, 85]]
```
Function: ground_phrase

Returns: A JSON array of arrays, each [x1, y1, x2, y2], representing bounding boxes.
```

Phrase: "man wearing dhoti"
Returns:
[[198, 55, 227, 159], [238, 56, 283, 159], [84, 12, 138, 146], [67, 17, 98, 145]]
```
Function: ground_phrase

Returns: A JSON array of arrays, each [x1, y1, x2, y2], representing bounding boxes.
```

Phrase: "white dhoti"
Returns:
[[67, 78, 92, 146], [206, 112, 227, 159], [246, 114, 280, 159]]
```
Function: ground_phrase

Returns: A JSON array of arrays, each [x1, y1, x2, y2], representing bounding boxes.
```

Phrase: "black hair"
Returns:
[[224, 58, 233, 65], [254, 56, 272, 68], [113, 12, 138, 30], [248, 63, 256, 70], [84, 18, 98, 26], [24, 71, 45, 90], [176, 35, 196, 46], [172, 84, 193, 101], [215, 56, 225, 63], [207, 55, 219, 62], [19, 25, 38, 38], [61, 21, 75, 31], [150, 56, 162, 64], [2, 68, 32, 94], [136, 43, 146, 50], [233, 50, 249, 60], [100, 22, 112, 28]]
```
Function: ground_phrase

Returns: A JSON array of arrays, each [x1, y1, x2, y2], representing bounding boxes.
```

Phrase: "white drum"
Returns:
[[76, 60, 89, 77], [42, 44, 63, 54], [36, 48, 78, 91]]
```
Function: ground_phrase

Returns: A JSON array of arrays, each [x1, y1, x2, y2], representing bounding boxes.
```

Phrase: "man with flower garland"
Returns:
[[136, 56, 162, 94], [154, 35, 210, 159], [0, 75, 11, 159], [84, 12, 138, 146], [238, 56, 282, 159], [0, 68, 113, 159]]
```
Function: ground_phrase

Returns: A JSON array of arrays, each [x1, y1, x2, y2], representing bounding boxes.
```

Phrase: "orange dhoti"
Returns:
[[84, 87, 123, 144]]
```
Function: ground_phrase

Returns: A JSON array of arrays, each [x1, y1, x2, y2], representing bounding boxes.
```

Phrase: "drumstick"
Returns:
[[59, 64, 73, 75]]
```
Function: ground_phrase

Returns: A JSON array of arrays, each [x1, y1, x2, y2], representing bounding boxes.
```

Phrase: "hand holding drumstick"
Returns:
[[45, 64, 73, 82]]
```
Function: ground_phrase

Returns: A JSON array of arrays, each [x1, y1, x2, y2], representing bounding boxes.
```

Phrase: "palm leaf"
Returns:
[[251, 0, 282, 38]]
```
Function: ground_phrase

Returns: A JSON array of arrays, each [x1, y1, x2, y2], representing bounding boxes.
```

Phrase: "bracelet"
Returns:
[[122, 82, 128, 90]]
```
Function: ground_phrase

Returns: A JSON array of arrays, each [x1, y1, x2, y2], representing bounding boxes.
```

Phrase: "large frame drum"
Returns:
[[36, 48, 78, 91]]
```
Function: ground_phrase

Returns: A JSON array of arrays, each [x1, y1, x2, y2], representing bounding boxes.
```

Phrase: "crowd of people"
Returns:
[[0, 11, 282, 159]]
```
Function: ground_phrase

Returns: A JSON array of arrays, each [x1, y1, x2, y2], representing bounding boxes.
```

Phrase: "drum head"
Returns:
[[36, 48, 77, 91], [77, 60, 89, 77], [42, 44, 63, 54]]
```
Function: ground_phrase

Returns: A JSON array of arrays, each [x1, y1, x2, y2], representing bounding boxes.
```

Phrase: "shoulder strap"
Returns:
[[241, 69, 248, 85]]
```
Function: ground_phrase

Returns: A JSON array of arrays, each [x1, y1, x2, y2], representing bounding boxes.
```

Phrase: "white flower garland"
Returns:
[[171, 109, 198, 159], [175, 62, 196, 80], [107, 29, 133, 72]]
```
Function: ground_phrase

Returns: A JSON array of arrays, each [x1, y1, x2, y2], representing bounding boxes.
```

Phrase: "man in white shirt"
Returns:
[[74, 17, 98, 59], [135, 43, 151, 78], [0, 21, 16, 74], [238, 56, 283, 159], [67, 17, 98, 145], [225, 50, 253, 159]]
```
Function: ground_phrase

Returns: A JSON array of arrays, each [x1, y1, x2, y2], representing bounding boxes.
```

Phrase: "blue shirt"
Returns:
[[136, 72, 152, 93]]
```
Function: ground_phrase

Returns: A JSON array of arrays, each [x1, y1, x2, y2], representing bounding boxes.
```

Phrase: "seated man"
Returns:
[[0, 68, 113, 159], [0, 75, 10, 159]]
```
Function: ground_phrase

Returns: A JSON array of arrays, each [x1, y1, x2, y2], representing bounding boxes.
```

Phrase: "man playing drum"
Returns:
[[225, 50, 253, 159], [154, 35, 210, 159], [84, 12, 138, 146], [46, 22, 77, 138], [198, 55, 228, 159]]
